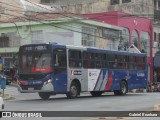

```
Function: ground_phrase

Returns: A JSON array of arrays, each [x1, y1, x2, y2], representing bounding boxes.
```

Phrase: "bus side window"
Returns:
[[69, 50, 82, 68], [53, 48, 67, 68], [108, 54, 117, 69], [83, 52, 96, 68], [54, 54, 59, 67], [117, 55, 128, 69], [60, 55, 67, 67], [129, 56, 136, 70], [136, 56, 145, 70], [53, 48, 67, 75]]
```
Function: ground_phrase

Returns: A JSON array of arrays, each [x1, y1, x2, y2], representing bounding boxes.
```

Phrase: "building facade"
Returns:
[[39, 1, 159, 52], [40, 0, 110, 14], [0, 0, 159, 84], [0, 0, 24, 20], [34, 0, 160, 87], [83, 11, 153, 84], [0, 14, 122, 69]]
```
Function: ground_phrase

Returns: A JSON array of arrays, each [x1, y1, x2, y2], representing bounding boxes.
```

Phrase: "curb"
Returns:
[[9, 82, 18, 87], [130, 89, 147, 93], [0, 93, 15, 100], [154, 104, 160, 111]]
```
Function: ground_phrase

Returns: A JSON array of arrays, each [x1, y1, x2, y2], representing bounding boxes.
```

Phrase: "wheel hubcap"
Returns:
[[70, 86, 77, 96], [121, 83, 126, 94]]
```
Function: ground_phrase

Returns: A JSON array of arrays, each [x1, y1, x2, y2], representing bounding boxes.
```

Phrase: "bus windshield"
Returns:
[[18, 52, 52, 74]]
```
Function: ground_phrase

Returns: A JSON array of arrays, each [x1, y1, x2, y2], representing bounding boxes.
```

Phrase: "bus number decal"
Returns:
[[71, 70, 82, 75], [137, 72, 145, 77]]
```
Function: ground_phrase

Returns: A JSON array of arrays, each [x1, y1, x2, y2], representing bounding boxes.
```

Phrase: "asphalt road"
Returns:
[[1, 85, 160, 120]]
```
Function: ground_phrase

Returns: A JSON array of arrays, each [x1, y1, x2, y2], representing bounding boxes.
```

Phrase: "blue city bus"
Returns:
[[17, 43, 148, 99]]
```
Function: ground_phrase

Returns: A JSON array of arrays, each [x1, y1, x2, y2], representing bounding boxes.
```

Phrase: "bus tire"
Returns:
[[114, 81, 128, 95], [90, 91, 103, 97], [38, 92, 50, 100], [66, 82, 79, 99]]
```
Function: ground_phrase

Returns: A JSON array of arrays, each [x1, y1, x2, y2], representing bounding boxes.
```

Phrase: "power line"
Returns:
[[0, 1, 153, 45]]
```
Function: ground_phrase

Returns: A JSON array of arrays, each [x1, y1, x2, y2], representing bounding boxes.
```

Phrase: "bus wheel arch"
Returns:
[[114, 80, 128, 95], [66, 79, 81, 99], [38, 92, 50, 100]]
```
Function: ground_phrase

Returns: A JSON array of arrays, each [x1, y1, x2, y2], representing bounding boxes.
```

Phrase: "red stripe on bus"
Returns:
[[106, 72, 113, 90]]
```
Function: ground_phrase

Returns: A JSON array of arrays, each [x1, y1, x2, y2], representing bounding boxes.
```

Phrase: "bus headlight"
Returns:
[[44, 79, 52, 85]]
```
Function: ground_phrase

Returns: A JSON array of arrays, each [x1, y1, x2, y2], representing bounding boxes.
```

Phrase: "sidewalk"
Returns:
[[0, 82, 18, 100]]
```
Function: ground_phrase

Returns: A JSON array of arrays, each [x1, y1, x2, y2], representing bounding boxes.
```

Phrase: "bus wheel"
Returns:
[[66, 82, 79, 99], [90, 91, 103, 97], [114, 81, 128, 95], [38, 92, 50, 100]]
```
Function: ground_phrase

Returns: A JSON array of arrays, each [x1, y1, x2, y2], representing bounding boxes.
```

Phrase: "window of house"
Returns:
[[0, 32, 21, 48], [0, 34, 9, 47], [122, 0, 131, 3], [119, 28, 130, 51], [154, 0, 160, 10], [154, 32, 157, 41], [31, 30, 43, 44], [140, 31, 150, 55], [111, 0, 120, 5], [82, 27, 96, 47], [159, 33, 160, 43], [131, 30, 138, 48]]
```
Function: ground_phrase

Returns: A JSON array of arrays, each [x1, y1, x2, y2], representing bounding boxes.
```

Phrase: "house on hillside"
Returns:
[[0, 13, 123, 69]]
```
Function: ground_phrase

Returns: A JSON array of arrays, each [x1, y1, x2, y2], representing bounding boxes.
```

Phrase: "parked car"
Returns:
[[0, 97, 4, 110]]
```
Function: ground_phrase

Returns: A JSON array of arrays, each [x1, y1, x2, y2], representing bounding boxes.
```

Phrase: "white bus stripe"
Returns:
[[100, 71, 108, 91], [94, 70, 103, 91]]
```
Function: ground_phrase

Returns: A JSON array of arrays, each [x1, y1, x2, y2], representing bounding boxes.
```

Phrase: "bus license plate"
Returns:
[[28, 87, 34, 90]]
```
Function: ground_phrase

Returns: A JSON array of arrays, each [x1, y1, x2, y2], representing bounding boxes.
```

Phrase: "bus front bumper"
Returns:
[[17, 83, 54, 93]]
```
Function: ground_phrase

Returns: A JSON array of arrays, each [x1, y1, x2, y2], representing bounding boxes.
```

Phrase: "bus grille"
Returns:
[[20, 85, 43, 90], [18, 74, 46, 80]]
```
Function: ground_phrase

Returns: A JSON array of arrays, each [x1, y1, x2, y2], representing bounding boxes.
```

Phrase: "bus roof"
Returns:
[[21, 43, 147, 56], [64, 44, 146, 56]]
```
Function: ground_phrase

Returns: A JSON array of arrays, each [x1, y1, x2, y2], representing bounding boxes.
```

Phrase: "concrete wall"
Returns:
[[40, 0, 154, 16], [41, 0, 110, 14], [0, 19, 122, 53], [0, 0, 24, 20], [108, 0, 154, 19], [0, 21, 90, 53]]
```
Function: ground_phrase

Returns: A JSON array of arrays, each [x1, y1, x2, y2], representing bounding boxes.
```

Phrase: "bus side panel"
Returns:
[[94, 69, 113, 91], [110, 70, 148, 91], [52, 72, 68, 93], [67, 68, 88, 92], [52, 45, 68, 93], [99, 69, 109, 91], [87, 69, 113, 92], [109, 71, 123, 91], [127, 70, 147, 89]]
